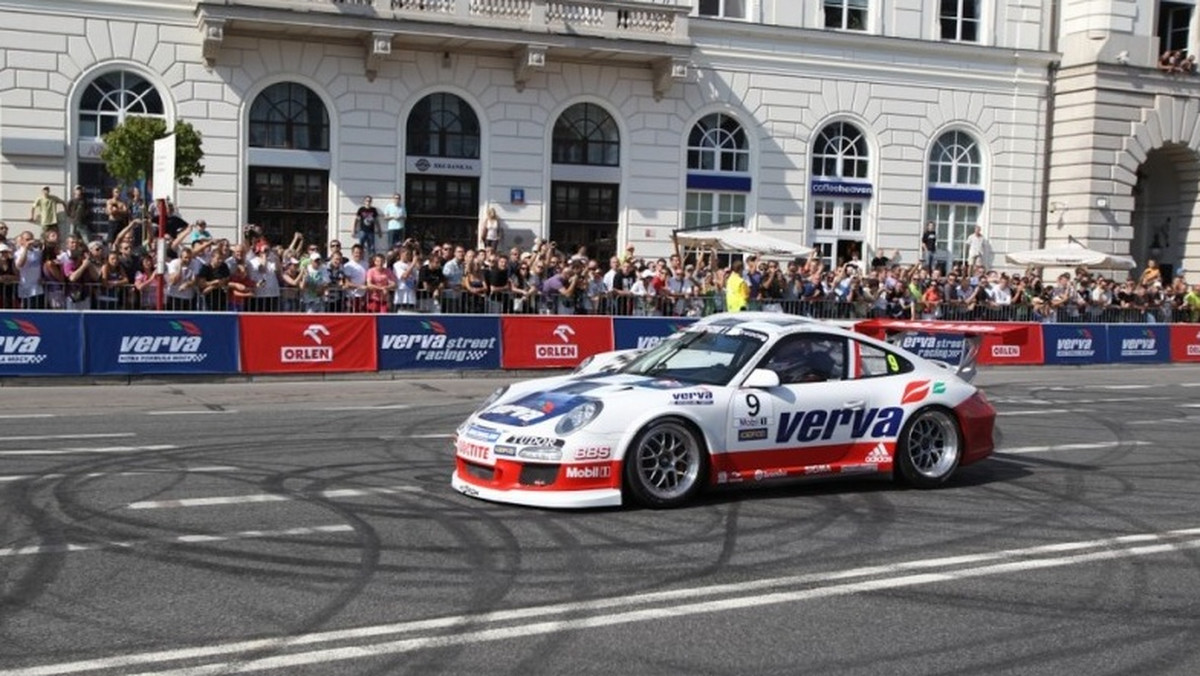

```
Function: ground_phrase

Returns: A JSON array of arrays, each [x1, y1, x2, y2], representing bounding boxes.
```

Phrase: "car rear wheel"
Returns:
[[895, 407, 961, 488], [624, 419, 707, 508]]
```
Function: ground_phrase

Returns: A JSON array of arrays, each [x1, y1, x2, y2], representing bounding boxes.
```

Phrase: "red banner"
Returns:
[[1170, 324, 1200, 362], [239, 314, 377, 373], [500, 316, 614, 369]]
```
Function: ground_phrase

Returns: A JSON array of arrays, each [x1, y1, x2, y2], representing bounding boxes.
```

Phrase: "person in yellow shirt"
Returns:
[[726, 260, 749, 312]]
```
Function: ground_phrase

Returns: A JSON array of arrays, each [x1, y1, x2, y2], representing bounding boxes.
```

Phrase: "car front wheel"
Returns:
[[623, 419, 707, 508], [895, 407, 962, 488]]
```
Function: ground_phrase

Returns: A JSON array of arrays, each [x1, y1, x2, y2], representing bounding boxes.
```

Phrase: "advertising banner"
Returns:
[[1041, 324, 1108, 365], [1107, 324, 1170, 364], [0, 313, 84, 376], [894, 332, 966, 368], [85, 313, 239, 375], [500, 316, 613, 369], [240, 314, 377, 373], [377, 315, 501, 370], [976, 323, 1044, 366], [613, 317, 697, 351], [1169, 324, 1200, 362]]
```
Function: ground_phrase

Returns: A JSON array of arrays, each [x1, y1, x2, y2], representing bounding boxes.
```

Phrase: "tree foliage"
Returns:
[[100, 117, 206, 189]]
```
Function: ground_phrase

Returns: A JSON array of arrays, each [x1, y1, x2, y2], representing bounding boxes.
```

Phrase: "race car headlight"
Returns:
[[555, 400, 603, 435], [475, 385, 509, 414]]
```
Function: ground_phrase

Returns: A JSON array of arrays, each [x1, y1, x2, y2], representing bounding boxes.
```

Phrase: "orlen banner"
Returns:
[[613, 317, 697, 351], [377, 315, 500, 370], [0, 313, 84, 376], [240, 314, 377, 373], [1107, 324, 1169, 364], [1169, 324, 1200, 362], [500, 316, 614, 369], [1041, 324, 1108, 365], [976, 322, 1044, 366], [85, 313, 239, 375]]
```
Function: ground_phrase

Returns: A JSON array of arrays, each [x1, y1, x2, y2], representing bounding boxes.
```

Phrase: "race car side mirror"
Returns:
[[743, 368, 780, 389]]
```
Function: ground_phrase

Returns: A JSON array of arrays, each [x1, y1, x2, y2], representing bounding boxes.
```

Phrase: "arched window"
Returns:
[[249, 82, 329, 150], [406, 92, 481, 159], [685, 113, 750, 229], [552, 103, 619, 166], [688, 113, 749, 173], [926, 130, 985, 269], [811, 121, 869, 179], [928, 130, 981, 185], [78, 70, 164, 139]]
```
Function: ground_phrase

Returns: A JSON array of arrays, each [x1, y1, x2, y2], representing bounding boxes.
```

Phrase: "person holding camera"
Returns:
[[14, 231, 47, 309]]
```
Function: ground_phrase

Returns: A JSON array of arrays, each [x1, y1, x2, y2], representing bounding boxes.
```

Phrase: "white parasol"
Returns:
[[1004, 237, 1137, 270]]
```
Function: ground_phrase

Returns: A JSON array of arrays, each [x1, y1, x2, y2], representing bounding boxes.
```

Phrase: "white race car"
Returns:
[[451, 312, 996, 509]]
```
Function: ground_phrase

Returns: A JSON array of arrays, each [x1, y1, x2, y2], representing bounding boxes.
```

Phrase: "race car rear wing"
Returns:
[[853, 319, 1031, 383]]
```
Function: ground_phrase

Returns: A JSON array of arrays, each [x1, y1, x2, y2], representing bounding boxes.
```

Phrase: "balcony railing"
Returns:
[[220, 0, 693, 42]]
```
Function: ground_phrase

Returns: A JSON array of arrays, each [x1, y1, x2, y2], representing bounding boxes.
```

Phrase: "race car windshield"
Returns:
[[619, 329, 767, 385]]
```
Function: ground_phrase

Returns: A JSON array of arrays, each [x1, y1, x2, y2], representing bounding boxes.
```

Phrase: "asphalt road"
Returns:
[[2, 365, 1200, 676]]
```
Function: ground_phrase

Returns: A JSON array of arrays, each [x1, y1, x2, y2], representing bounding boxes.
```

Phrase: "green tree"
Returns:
[[100, 116, 206, 191]]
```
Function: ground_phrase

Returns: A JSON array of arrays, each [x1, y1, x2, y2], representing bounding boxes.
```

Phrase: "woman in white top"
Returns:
[[392, 247, 418, 311], [478, 206, 502, 250]]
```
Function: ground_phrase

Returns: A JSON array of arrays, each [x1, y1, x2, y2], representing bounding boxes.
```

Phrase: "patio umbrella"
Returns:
[[1004, 237, 1137, 270]]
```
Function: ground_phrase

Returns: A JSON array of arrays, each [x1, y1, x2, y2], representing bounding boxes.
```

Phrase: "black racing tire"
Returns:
[[623, 418, 708, 509], [895, 406, 962, 489]]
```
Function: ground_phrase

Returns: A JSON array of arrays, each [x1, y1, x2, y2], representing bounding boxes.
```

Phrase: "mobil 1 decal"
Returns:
[[731, 391, 773, 443]]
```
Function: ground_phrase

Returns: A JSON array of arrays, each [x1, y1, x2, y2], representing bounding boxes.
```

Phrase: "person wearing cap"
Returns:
[[30, 186, 64, 233], [189, 219, 213, 244], [300, 251, 330, 313]]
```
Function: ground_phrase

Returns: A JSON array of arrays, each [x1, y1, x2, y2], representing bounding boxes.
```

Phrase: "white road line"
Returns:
[[127, 485, 423, 510], [1124, 418, 1196, 426], [406, 433, 453, 439], [146, 410, 239, 416], [3, 433, 136, 442], [0, 445, 178, 457], [1046, 385, 1153, 391], [0, 466, 240, 483], [0, 525, 353, 558], [996, 408, 1079, 416], [327, 404, 410, 411], [12, 527, 1200, 676], [999, 440, 1152, 455], [0, 413, 56, 419], [1177, 403, 1200, 408]]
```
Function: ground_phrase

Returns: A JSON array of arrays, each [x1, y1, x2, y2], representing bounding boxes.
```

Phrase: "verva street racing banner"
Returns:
[[0, 313, 84, 376], [85, 313, 239, 375], [240, 314, 377, 373], [500, 316, 614, 369], [377, 315, 501, 370], [613, 317, 697, 351]]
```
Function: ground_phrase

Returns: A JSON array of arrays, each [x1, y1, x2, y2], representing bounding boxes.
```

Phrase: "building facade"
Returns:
[[0, 0, 1079, 270]]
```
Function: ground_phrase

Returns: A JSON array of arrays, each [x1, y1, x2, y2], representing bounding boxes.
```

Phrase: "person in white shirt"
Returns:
[[248, 244, 281, 312], [342, 243, 368, 312], [165, 246, 200, 311], [392, 246, 418, 311], [383, 193, 406, 250], [965, 225, 991, 269], [14, 231, 45, 309]]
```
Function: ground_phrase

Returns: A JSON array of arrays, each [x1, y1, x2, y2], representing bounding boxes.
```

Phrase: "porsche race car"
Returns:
[[451, 312, 996, 509]]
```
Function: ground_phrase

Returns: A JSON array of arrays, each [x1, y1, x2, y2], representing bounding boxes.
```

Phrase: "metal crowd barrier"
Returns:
[[0, 281, 1194, 323]]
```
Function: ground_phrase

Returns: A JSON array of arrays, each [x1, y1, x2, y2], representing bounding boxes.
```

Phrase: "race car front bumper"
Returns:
[[451, 469, 622, 509]]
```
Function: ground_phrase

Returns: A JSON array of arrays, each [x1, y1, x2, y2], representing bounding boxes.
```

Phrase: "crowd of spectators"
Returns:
[[1159, 50, 1198, 75], [2, 184, 1197, 323]]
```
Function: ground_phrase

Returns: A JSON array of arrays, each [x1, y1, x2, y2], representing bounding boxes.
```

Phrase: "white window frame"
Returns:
[[823, 0, 869, 31], [697, 0, 749, 20], [939, 0, 980, 42]]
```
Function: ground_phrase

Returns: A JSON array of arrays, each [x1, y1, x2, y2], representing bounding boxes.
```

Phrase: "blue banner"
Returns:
[[85, 313, 240, 375], [377, 315, 501, 370], [0, 313, 85, 376], [1107, 324, 1170, 364], [613, 317, 697, 351], [1042, 324, 1108, 365], [895, 332, 965, 367]]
